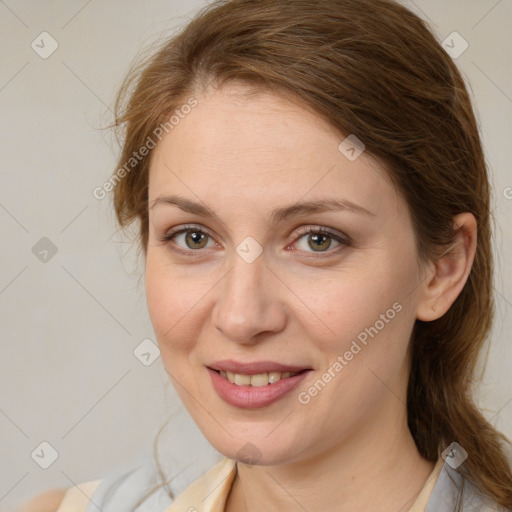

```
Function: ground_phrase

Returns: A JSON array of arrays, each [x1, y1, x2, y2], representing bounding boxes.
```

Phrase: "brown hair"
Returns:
[[111, 0, 512, 508]]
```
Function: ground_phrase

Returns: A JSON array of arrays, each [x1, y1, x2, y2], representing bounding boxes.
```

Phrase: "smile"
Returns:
[[207, 367, 312, 408], [217, 369, 305, 386]]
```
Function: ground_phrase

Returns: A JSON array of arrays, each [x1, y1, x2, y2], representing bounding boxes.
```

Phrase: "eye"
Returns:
[[159, 224, 216, 254], [292, 226, 350, 256], [157, 224, 351, 258]]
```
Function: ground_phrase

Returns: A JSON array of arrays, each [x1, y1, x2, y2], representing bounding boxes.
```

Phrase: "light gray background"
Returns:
[[1, 1, 511, 510]]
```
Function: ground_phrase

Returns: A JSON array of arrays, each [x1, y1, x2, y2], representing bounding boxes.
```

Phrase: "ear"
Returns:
[[416, 212, 477, 321]]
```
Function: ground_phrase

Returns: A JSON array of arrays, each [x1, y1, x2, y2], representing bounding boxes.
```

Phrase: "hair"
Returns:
[[110, 0, 512, 509]]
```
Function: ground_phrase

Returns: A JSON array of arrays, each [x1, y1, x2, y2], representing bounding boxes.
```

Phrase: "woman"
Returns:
[[21, 0, 512, 510]]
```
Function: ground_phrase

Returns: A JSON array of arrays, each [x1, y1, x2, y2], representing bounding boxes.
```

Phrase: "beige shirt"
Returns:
[[56, 456, 444, 512]]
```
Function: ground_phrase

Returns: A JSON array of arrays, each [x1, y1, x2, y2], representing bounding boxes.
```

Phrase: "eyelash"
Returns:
[[157, 224, 351, 258]]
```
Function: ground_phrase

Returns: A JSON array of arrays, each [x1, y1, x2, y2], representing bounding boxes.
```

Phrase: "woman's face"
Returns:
[[145, 82, 427, 466]]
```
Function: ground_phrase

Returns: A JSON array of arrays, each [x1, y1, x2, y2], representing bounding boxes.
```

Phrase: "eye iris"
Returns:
[[185, 231, 208, 249], [308, 233, 331, 251]]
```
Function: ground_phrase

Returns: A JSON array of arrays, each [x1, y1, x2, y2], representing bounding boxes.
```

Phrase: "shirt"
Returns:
[[54, 453, 510, 512]]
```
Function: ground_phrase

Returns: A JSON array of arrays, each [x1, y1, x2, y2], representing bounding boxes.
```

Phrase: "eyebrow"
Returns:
[[149, 194, 375, 226]]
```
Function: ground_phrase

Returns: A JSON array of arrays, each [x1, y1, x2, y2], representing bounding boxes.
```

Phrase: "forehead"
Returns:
[[148, 83, 402, 220]]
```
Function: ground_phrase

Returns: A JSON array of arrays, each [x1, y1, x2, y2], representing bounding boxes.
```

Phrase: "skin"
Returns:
[[16, 489, 67, 512], [145, 81, 477, 512]]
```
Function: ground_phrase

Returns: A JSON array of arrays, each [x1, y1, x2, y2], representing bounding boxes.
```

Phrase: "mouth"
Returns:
[[208, 368, 311, 387], [206, 366, 313, 408]]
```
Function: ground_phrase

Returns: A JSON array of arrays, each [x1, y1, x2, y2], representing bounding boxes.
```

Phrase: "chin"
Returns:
[[207, 432, 306, 467]]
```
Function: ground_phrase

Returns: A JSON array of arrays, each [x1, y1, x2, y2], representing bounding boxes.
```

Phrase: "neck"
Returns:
[[225, 404, 435, 512]]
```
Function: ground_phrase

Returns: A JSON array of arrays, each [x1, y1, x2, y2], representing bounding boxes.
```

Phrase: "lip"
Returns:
[[207, 359, 312, 375], [207, 367, 312, 409]]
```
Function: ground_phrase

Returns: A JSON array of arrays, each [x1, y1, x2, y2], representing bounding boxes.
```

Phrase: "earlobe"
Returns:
[[416, 213, 477, 322]]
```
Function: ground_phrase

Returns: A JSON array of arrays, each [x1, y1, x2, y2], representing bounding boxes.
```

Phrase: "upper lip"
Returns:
[[207, 360, 312, 375]]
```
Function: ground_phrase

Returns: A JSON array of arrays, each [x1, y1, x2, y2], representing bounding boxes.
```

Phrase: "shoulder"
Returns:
[[55, 458, 174, 512], [15, 481, 100, 512], [16, 465, 152, 512], [54, 480, 101, 512], [426, 454, 512, 512], [16, 454, 227, 512], [15, 489, 67, 512]]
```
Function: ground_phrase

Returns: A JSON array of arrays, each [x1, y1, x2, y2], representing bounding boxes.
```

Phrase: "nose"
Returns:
[[213, 251, 286, 345]]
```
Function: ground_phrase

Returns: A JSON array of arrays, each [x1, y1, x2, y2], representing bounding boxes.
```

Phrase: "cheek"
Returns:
[[297, 258, 416, 366], [293, 274, 414, 417], [144, 257, 203, 354]]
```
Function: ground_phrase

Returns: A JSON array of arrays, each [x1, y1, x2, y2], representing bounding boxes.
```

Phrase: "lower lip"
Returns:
[[207, 367, 311, 409]]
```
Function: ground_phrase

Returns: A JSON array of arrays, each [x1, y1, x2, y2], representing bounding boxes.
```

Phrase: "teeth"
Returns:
[[234, 373, 251, 386], [220, 370, 300, 386]]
